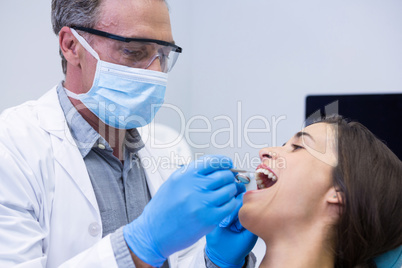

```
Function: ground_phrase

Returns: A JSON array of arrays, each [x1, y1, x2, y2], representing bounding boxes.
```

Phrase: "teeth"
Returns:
[[256, 168, 277, 181], [256, 167, 279, 190]]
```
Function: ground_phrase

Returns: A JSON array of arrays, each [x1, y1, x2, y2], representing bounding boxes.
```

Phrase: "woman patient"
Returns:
[[239, 116, 402, 268]]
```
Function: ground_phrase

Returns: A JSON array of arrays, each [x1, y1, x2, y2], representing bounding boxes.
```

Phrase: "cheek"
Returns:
[[273, 164, 331, 214], [281, 157, 331, 192], [288, 165, 334, 212], [81, 53, 98, 92]]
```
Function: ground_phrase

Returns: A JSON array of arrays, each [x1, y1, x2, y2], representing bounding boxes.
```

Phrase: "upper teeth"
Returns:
[[256, 168, 277, 181]]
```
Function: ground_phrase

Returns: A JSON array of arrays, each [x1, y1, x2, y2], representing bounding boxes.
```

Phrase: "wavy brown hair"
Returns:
[[318, 116, 402, 268]]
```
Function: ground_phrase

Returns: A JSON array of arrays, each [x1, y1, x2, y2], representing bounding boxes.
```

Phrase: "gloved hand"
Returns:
[[206, 183, 258, 268], [123, 155, 240, 267]]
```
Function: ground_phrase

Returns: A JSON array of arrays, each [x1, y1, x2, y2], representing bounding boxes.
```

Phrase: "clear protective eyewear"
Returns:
[[71, 26, 182, 73]]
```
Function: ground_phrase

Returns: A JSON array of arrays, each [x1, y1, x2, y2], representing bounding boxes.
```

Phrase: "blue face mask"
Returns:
[[66, 28, 167, 129]]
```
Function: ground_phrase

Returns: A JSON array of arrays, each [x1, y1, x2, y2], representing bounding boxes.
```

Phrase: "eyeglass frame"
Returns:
[[71, 26, 182, 54]]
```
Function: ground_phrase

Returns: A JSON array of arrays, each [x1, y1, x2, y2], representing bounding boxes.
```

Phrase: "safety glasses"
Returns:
[[71, 26, 182, 73]]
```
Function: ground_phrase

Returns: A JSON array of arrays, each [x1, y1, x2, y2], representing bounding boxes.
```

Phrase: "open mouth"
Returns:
[[255, 164, 278, 190]]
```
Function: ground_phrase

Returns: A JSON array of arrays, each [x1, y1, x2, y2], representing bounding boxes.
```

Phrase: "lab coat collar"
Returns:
[[37, 85, 71, 139]]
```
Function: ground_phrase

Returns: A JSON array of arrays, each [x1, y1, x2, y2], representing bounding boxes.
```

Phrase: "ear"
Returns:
[[326, 187, 343, 205], [59, 26, 81, 68]]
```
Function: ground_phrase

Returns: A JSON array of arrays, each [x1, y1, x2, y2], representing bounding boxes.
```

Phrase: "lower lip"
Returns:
[[245, 187, 271, 195]]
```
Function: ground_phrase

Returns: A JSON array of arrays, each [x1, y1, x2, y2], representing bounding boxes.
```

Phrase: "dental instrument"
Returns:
[[230, 169, 255, 184]]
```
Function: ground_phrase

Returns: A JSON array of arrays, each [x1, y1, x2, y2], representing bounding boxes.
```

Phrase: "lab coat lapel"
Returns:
[[137, 144, 166, 197], [137, 124, 187, 197], [137, 136, 180, 267], [52, 136, 99, 214], [37, 87, 100, 215]]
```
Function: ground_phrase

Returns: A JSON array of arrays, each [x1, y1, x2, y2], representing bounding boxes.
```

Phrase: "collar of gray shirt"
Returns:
[[56, 81, 145, 157]]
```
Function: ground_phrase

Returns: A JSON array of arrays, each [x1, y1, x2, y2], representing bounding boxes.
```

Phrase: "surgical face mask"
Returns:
[[66, 28, 168, 129]]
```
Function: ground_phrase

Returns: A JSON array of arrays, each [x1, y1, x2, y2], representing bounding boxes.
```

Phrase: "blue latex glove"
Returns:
[[123, 155, 240, 267], [206, 183, 258, 268]]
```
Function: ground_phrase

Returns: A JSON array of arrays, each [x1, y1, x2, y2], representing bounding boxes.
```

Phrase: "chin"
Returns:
[[238, 205, 255, 233]]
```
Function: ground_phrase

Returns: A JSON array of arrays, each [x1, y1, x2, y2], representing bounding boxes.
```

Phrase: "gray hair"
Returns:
[[51, 0, 168, 75], [51, 0, 103, 75]]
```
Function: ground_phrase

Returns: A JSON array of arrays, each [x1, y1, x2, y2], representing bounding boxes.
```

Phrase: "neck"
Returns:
[[97, 123, 126, 160], [259, 221, 335, 268], [66, 93, 126, 160]]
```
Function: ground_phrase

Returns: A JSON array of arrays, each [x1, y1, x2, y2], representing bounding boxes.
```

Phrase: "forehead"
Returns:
[[300, 123, 338, 167], [97, 0, 172, 41], [302, 123, 335, 143]]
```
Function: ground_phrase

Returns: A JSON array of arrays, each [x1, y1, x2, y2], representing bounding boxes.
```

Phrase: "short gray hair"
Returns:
[[51, 0, 103, 75], [51, 0, 168, 75]]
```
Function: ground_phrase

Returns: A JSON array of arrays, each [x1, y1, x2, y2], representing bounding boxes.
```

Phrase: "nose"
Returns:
[[259, 147, 279, 161], [145, 54, 163, 72]]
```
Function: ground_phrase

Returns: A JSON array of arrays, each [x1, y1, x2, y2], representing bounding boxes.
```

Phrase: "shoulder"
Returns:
[[0, 86, 64, 168], [0, 88, 62, 212], [0, 87, 61, 140]]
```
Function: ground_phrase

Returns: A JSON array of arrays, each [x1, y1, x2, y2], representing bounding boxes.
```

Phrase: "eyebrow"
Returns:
[[282, 131, 315, 146], [295, 131, 315, 142]]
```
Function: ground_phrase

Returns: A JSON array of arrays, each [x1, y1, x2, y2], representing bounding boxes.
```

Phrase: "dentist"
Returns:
[[0, 0, 257, 267]]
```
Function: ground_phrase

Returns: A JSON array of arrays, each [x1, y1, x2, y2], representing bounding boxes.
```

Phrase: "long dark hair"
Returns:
[[318, 116, 402, 267]]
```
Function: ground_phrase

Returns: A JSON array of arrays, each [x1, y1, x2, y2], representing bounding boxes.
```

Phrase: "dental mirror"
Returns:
[[230, 169, 254, 184]]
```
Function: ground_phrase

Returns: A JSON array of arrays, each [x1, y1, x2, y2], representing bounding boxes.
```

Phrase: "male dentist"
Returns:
[[0, 0, 257, 267]]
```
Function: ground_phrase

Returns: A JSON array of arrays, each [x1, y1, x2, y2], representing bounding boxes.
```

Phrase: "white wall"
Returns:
[[0, 1, 63, 110], [1, 1, 402, 265]]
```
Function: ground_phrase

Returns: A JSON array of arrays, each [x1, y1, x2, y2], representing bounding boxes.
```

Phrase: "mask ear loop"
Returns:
[[64, 28, 102, 100], [70, 28, 101, 61]]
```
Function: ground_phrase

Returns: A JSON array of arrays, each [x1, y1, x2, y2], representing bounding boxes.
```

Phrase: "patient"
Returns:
[[239, 116, 402, 268]]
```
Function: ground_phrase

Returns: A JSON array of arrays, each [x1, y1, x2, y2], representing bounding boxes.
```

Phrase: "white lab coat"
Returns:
[[0, 86, 206, 267]]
